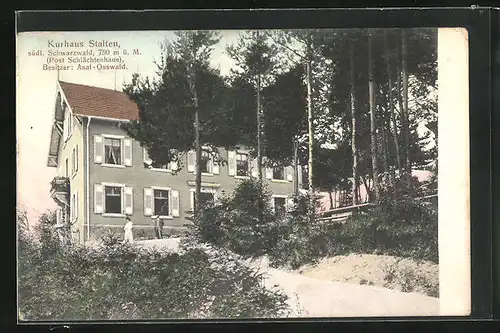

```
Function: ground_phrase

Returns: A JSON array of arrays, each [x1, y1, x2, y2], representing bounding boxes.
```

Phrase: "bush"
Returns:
[[191, 180, 325, 269], [267, 193, 324, 269], [339, 198, 438, 263], [267, 195, 438, 268], [382, 258, 439, 297], [18, 212, 290, 321], [191, 179, 277, 258], [192, 178, 437, 270]]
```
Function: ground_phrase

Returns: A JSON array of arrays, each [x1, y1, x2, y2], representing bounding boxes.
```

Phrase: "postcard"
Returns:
[[16, 26, 470, 321]]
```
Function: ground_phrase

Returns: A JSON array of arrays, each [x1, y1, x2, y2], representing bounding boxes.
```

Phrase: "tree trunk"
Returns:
[[396, 42, 405, 180], [349, 42, 358, 206], [384, 30, 402, 173], [256, 72, 262, 182], [401, 29, 412, 191], [306, 48, 314, 216], [368, 30, 380, 203], [381, 126, 389, 181], [328, 191, 334, 210], [194, 86, 202, 213], [293, 137, 299, 195]]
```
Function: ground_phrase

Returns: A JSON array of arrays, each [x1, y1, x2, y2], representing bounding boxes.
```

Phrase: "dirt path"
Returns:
[[134, 239, 440, 317]]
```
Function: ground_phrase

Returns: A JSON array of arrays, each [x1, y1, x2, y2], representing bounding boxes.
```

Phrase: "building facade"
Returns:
[[47, 80, 300, 243]]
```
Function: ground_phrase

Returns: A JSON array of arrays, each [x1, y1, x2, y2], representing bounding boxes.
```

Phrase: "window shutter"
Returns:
[[144, 188, 153, 216], [228, 150, 236, 176], [190, 191, 195, 211], [70, 148, 74, 174], [123, 138, 132, 166], [143, 148, 152, 166], [171, 190, 180, 217], [286, 166, 294, 181], [75, 192, 78, 219], [187, 151, 195, 172], [94, 184, 104, 214], [75, 145, 78, 172], [266, 167, 273, 180], [94, 135, 103, 164], [124, 186, 133, 215], [251, 158, 258, 178]]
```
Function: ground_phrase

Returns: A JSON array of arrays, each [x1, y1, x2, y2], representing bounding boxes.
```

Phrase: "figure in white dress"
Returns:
[[123, 216, 134, 243]]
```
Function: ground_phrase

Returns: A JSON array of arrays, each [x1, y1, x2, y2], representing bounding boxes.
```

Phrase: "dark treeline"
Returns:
[[123, 28, 438, 212]]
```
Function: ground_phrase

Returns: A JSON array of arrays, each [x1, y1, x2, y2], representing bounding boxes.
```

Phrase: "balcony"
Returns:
[[50, 176, 70, 207]]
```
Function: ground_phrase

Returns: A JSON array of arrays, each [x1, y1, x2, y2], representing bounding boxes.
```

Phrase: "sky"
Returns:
[[16, 30, 241, 224]]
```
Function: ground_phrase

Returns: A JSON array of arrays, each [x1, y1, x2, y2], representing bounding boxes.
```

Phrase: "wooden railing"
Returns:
[[317, 192, 438, 224]]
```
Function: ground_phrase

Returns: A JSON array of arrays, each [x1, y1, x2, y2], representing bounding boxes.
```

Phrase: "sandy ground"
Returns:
[[133, 238, 440, 317], [294, 254, 439, 297]]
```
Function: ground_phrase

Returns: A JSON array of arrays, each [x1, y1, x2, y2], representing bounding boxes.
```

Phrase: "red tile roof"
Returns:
[[58, 81, 139, 120]]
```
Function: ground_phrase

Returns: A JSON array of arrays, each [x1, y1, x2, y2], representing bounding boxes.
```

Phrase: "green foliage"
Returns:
[[123, 31, 235, 170], [267, 193, 324, 269], [262, 64, 307, 165], [191, 174, 437, 268], [18, 211, 290, 321], [191, 179, 277, 257], [270, 196, 437, 269], [191, 181, 323, 270], [334, 198, 438, 263], [382, 259, 439, 298]]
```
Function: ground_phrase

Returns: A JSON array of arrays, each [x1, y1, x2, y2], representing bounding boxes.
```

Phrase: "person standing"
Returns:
[[124, 216, 134, 243], [157, 202, 168, 239]]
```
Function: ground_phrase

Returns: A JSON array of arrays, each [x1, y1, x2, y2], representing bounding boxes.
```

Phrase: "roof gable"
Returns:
[[58, 81, 139, 121]]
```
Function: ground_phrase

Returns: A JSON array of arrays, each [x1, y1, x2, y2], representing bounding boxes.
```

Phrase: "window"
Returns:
[[154, 189, 170, 216], [66, 104, 73, 138], [200, 150, 210, 173], [193, 191, 215, 209], [63, 105, 73, 142], [71, 145, 78, 175], [273, 166, 285, 180], [94, 184, 132, 215], [236, 153, 249, 176], [104, 138, 122, 165], [187, 149, 219, 175], [143, 148, 177, 171], [105, 186, 122, 214], [273, 197, 286, 213], [65, 158, 69, 178], [95, 135, 132, 167], [144, 187, 179, 217]]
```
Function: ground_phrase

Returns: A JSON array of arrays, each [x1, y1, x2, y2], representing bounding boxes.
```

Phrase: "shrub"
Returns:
[[267, 193, 324, 269], [268, 195, 438, 268], [191, 179, 277, 258], [382, 259, 439, 298], [18, 212, 290, 321], [192, 177, 437, 269], [328, 197, 438, 263]]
